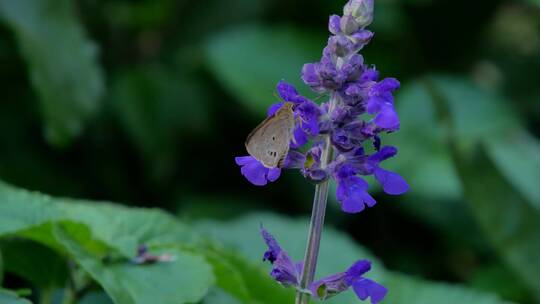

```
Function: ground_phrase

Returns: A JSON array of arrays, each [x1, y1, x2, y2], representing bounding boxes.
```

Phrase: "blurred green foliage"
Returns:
[[0, 0, 538, 303]]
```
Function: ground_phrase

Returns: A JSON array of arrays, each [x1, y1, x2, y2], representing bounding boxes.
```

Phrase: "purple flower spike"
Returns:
[[235, 156, 281, 186], [260, 226, 301, 287], [310, 259, 387, 303], [240, 0, 408, 204], [240, 1, 405, 302]]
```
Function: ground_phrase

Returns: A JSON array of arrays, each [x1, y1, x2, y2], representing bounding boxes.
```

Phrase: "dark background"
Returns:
[[0, 0, 539, 303]]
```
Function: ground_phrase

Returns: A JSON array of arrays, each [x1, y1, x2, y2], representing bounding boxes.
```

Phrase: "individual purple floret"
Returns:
[[236, 0, 408, 213], [261, 226, 302, 287], [310, 260, 387, 303]]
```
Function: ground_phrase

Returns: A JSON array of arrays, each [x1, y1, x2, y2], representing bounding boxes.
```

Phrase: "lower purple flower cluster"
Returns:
[[261, 226, 387, 303]]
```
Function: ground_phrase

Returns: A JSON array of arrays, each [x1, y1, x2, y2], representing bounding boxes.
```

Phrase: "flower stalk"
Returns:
[[295, 95, 337, 304]]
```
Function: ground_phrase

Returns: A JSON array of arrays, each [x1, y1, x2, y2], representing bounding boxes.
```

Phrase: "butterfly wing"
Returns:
[[245, 103, 295, 168]]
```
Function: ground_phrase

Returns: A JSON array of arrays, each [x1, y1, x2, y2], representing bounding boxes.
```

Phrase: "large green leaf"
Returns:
[[55, 224, 214, 304], [0, 181, 214, 304], [205, 25, 323, 116], [197, 213, 509, 304], [0, 0, 104, 145]]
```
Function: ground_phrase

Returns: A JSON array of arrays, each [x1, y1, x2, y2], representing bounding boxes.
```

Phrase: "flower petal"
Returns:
[[291, 126, 308, 148], [344, 260, 372, 283], [241, 159, 268, 186], [267, 168, 282, 182], [270, 251, 300, 287], [374, 104, 400, 130], [236, 156, 281, 186], [260, 226, 300, 287], [374, 167, 409, 195], [235, 156, 253, 166], [352, 278, 388, 304], [267, 102, 285, 117], [260, 225, 281, 263], [276, 81, 299, 102]]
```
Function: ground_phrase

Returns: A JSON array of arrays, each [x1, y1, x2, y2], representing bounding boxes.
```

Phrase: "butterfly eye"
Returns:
[[271, 136, 276, 141]]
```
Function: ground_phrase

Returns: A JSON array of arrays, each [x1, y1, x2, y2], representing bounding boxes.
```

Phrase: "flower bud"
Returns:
[[343, 0, 374, 28], [328, 15, 342, 35], [339, 15, 360, 35]]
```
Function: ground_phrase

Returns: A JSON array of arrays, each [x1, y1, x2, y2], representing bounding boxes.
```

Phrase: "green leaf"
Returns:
[[0, 289, 32, 304], [389, 79, 462, 200], [54, 224, 214, 304], [197, 213, 509, 304], [79, 291, 114, 304], [384, 273, 512, 304], [450, 142, 540, 300], [485, 131, 540, 209], [0, 181, 214, 304], [201, 245, 294, 304], [201, 288, 242, 304], [56, 198, 199, 258], [201, 248, 252, 302], [0, 182, 62, 236], [0, 181, 198, 257], [421, 75, 540, 300], [205, 25, 323, 116], [0, 239, 68, 288], [0, 0, 104, 145]]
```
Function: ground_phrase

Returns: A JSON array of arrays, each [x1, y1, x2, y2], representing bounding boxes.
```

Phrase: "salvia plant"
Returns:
[[235, 0, 409, 303]]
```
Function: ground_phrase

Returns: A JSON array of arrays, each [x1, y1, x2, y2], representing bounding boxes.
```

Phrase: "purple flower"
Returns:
[[235, 156, 281, 186], [261, 226, 302, 287], [335, 164, 376, 213], [301, 144, 328, 182], [366, 78, 401, 130], [310, 260, 387, 303]]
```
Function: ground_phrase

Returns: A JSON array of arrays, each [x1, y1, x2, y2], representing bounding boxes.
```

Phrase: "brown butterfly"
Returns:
[[245, 103, 295, 168]]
